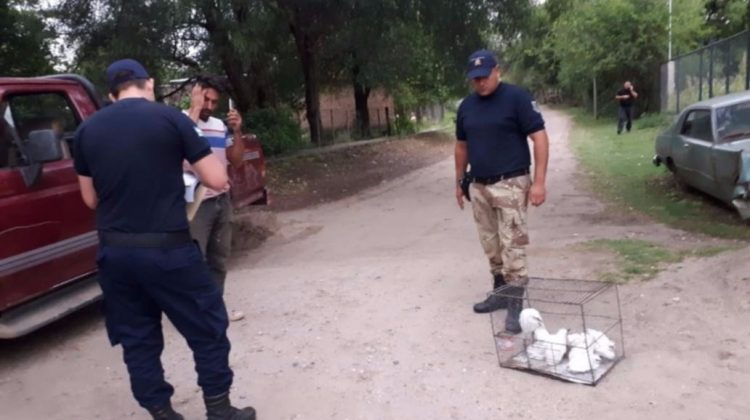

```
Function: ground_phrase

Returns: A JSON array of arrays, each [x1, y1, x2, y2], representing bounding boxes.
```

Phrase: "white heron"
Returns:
[[519, 308, 569, 366]]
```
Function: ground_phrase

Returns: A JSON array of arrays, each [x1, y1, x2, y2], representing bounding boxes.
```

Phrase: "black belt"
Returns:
[[473, 168, 530, 185], [98, 231, 193, 248]]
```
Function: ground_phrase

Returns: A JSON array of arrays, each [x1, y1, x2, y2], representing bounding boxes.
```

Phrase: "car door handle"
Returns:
[[683, 143, 691, 148]]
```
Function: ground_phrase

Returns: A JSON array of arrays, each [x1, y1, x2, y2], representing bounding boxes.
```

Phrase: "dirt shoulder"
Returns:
[[232, 131, 455, 252], [264, 131, 454, 211]]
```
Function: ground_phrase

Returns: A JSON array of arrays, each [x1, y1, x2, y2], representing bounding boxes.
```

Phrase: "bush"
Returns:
[[393, 114, 417, 135], [244, 107, 306, 156], [635, 112, 672, 130]]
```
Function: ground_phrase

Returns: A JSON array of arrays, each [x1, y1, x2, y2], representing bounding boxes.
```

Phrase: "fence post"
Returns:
[[709, 45, 715, 98], [385, 107, 392, 136], [699, 51, 704, 101], [725, 43, 731, 95], [592, 75, 598, 119], [330, 109, 334, 142], [676, 58, 681, 112]]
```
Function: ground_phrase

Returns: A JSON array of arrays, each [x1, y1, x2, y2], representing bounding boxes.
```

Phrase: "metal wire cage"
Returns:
[[489, 277, 625, 385]]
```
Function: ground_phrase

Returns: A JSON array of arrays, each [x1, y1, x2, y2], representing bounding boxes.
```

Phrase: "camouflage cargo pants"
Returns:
[[469, 175, 531, 286]]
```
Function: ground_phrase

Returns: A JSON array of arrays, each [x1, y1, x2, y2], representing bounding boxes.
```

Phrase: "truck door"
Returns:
[[0, 88, 96, 312]]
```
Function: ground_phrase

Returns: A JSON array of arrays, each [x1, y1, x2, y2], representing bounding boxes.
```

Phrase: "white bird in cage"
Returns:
[[567, 333, 601, 373], [536, 327, 569, 366], [519, 308, 568, 366], [586, 329, 616, 361], [519, 308, 544, 336]]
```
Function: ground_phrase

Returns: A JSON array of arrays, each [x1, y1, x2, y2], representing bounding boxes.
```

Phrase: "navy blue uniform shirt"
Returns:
[[456, 82, 545, 178], [74, 98, 211, 233]]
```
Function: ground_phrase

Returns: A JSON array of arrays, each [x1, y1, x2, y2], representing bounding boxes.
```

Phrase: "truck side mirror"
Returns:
[[19, 129, 63, 187]]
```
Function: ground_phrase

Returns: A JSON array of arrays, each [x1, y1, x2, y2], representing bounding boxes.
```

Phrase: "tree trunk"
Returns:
[[299, 39, 323, 145], [249, 61, 274, 109], [353, 77, 371, 138], [290, 24, 323, 145], [199, 1, 254, 113]]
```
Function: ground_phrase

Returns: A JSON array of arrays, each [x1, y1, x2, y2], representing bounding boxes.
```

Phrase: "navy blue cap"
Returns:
[[105, 59, 150, 92], [466, 50, 498, 79]]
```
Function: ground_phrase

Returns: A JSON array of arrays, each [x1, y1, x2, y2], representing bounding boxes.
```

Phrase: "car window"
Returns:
[[680, 109, 713, 142], [3, 92, 80, 169], [715, 101, 750, 143]]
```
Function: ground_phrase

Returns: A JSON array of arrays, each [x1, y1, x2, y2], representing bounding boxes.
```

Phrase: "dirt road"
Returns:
[[2, 109, 749, 420]]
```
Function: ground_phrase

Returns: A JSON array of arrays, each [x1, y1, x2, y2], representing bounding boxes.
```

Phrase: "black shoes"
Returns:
[[473, 274, 508, 313], [473, 294, 508, 313], [205, 392, 256, 420], [503, 286, 525, 334], [472, 273, 526, 334], [148, 404, 184, 420]]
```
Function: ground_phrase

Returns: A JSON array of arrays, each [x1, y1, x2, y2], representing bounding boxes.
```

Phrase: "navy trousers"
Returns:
[[617, 106, 633, 133], [96, 242, 233, 409]]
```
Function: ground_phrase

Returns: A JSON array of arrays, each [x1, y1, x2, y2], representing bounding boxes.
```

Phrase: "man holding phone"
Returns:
[[615, 81, 638, 134], [186, 76, 246, 322]]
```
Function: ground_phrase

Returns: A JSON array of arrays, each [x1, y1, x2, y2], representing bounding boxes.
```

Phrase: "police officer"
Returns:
[[74, 59, 255, 420], [454, 50, 549, 334]]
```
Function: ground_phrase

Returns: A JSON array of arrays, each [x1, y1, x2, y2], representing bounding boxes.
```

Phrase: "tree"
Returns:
[[321, 0, 532, 135], [319, 0, 426, 137], [190, 0, 302, 112], [273, 0, 354, 145], [0, 0, 54, 76], [551, 0, 669, 112], [704, 0, 750, 40], [52, 0, 191, 89]]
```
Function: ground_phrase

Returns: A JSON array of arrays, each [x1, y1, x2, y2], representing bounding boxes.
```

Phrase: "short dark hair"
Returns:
[[196, 75, 226, 95], [110, 70, 148, 97]]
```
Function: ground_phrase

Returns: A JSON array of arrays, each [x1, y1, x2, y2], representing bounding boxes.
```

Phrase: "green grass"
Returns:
[[568, 108, 750, 240], [582, 239, 743, 283]]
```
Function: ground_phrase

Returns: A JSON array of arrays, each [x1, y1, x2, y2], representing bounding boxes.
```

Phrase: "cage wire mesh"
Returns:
[[490, 278, 625, 385]]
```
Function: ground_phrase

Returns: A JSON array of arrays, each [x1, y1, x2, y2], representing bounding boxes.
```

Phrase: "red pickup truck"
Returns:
[[0, 75, 267, 338]]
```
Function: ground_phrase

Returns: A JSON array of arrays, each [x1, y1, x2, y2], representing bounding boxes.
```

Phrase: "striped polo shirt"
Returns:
[[184, 112, 234, 198]]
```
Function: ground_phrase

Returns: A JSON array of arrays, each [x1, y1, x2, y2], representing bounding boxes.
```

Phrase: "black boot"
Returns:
[[473, 273, 508, 313], [147, 403, 184, 420], [504, 286, 525, 334], [205, 392, 256, 420]]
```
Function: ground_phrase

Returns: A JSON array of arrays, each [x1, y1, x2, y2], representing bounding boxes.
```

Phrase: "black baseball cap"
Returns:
[[106, 59, 150, 92], [466, 50, 498, 79]]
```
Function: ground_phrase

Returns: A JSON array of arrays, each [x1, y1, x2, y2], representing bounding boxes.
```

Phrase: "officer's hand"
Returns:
[[190, 84, 206, 111], [529, 182, 546, 206], [227, 109, 242, 133], [455, 185, 465, 210]]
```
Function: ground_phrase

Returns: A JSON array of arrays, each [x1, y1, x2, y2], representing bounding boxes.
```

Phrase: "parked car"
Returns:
[[0, 74, 267, 338], [653, 91, 750, 219]]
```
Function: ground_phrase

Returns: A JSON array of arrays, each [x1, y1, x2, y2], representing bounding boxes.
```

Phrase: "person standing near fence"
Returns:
[[454, 49, 549, 334], [615, 81, 638, 134]]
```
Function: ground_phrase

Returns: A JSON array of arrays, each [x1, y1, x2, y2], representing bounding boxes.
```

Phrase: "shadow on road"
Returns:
[[0, 303, 103, 367]]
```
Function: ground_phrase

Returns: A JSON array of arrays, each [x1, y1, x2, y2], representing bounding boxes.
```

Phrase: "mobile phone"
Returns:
[[228, 97, 235, 110]]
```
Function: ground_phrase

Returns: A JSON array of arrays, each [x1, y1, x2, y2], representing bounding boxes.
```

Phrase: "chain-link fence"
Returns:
[[661, 30, 750, 114]]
